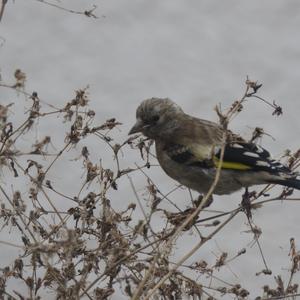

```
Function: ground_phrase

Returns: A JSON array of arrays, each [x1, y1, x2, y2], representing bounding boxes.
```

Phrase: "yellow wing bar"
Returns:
[[213, 157, 252, 170]]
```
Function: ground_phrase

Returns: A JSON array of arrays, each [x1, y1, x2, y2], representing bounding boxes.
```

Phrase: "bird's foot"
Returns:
[[241, 188, 252, 219], [194, 194, 214, 208]]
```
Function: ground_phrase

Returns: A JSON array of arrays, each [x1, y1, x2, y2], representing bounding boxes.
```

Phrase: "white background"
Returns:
[[1, 0, 300, 299]]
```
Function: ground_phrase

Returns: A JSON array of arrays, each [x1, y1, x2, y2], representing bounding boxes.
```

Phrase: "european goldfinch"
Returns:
[[129, 98, 300, 195]]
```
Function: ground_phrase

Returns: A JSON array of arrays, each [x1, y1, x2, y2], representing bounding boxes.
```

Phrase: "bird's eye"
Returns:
[[150, 115, 160, 123]]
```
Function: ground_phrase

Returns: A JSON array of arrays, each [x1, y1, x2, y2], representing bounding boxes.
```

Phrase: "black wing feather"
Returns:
[[164, 144, 214, 168], [215, 142, 291, 174], [164, 142, 292, 175]]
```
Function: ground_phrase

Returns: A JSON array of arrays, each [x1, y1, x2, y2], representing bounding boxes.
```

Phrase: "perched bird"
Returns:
[[129, 98, 300, 195]]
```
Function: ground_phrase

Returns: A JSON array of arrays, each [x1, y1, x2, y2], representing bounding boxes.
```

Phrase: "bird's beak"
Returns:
[[129, 119, 143, 135]]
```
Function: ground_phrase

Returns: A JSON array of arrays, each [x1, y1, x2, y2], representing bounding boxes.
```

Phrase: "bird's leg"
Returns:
[[241, 187, 252, 219], [194, 194, 214, 208]]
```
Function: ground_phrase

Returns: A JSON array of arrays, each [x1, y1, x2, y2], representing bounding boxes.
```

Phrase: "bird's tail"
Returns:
[[272, 177, 300, 190]]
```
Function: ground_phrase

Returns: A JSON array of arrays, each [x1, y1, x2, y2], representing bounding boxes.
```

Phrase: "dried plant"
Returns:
[[0, 69, 300, 300]]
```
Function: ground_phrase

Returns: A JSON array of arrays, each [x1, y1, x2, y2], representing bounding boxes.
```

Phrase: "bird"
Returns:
[[129, 97, 300, 195]]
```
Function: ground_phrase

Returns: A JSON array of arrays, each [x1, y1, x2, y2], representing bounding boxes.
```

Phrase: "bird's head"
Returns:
[[129, 98, 183, 139]]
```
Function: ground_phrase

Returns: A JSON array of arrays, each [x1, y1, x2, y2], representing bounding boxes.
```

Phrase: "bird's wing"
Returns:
[[164, 140, 290, 174], [214, 142, 290, 174], [164, 115, 290, 174]]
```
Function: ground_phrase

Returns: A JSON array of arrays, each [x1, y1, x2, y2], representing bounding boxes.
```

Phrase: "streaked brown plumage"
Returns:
[[129, 98, 300, 195]]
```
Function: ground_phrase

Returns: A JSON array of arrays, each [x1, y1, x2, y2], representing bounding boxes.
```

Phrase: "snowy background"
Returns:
[[1, 0, 300, 299]]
